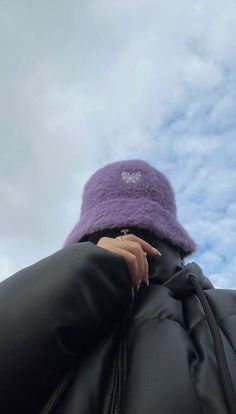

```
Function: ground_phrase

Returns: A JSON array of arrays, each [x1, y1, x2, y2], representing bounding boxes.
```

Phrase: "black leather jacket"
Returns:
[[0, 239, 236, 414]]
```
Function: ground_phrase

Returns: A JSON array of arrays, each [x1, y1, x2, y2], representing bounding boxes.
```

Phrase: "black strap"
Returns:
[[188, 274, 236, 414]]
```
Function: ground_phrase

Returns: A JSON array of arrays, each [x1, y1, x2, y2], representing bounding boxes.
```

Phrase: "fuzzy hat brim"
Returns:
[[63, 197, 197, 257]]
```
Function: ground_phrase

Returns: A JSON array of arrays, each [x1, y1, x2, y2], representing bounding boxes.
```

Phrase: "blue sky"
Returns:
[[0, 0, 236, 288]]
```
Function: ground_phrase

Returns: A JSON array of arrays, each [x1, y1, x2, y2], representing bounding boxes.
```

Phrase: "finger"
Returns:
[[120, 234, 162, 256], [105, 245, 140, 287], [143, 255, 149, 284], [113, 240, 145, 283]]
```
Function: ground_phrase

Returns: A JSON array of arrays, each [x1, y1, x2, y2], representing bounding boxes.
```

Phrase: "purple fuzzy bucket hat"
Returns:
[[63, 159, 198, 257]]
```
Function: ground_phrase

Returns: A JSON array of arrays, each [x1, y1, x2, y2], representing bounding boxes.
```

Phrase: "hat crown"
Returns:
[[63, 159, 197, 257], [81, 159, 176, 216]]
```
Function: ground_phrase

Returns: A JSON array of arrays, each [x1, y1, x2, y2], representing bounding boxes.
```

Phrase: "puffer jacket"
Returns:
[[0, 238, 236, 414]]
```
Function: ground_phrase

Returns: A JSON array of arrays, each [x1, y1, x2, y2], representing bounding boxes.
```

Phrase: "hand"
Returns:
[[97, 233, 162, 288]]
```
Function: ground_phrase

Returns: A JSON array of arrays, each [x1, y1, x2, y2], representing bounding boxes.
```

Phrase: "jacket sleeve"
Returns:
[[0, 241, 132, 414]]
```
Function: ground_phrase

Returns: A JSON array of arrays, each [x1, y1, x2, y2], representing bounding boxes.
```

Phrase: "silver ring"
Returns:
[[116, 235, 124, 241]]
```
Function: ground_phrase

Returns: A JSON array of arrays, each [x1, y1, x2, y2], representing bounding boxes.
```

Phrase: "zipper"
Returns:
[[39, 369, 74, 414], [111, 285, 136, 414]]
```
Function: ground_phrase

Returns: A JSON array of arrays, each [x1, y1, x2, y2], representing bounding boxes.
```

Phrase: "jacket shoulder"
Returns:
[[205, 288, 236, 321]]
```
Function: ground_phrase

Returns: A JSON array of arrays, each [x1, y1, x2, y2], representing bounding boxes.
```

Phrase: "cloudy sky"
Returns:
[[0, 0, 236, 288]]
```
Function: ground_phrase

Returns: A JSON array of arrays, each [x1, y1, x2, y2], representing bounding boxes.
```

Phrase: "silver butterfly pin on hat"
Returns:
[[120, 171, 142, 183]]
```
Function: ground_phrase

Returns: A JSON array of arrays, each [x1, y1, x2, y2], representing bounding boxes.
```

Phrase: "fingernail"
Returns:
[[136, 280, 141, 291], [152, 247, 162, 255]]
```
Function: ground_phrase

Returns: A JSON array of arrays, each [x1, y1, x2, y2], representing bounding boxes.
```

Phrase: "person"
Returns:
[[0, 159, 235, 414]]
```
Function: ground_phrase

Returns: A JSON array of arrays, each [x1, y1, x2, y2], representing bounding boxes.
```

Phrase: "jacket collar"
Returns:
[[146, 237, 214, 298], [89, 226, 214, 297]]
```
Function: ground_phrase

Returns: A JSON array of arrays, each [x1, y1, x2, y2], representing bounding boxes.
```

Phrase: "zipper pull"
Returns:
[[120, 228, 130, 235]]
